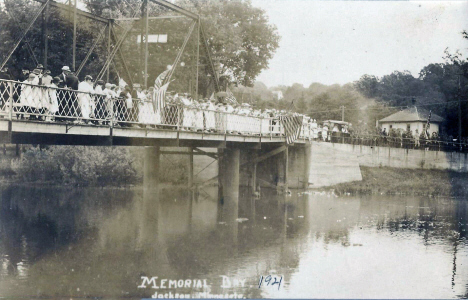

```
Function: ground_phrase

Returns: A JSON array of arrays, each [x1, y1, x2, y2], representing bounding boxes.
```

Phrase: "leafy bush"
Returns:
[[10, 146, 142, 186]]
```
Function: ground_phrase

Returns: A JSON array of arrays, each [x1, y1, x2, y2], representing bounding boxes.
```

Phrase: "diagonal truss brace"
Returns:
[[199, 23, 220, 92], [3, 3, 40, 66], [164, 20, 197, 85], [110, 26, 135, 87], [0, 0, 50, 70], [76, 23, 108, 76]]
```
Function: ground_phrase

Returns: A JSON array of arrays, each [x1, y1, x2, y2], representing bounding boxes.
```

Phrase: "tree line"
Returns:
[[233, 34, 468, 138]]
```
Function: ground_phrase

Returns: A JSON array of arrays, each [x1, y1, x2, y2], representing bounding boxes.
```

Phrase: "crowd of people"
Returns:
[[3, 64, 467, 150], [0, 65, 315, 136], [314, 123, 468, 152]]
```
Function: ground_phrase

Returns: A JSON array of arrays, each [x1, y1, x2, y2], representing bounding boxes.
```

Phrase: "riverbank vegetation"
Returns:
[[327, 166, 468, 197], [0, 146, 188, 187]]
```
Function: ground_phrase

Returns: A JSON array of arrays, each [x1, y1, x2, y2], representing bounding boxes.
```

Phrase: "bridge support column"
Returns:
[[144, 146, 160, 187], [284, 146, 289, 192], [252, 162, 257, 191], [276, 149, 285, 191], [218, 148, 240, 222], [188, 147, 194, 188], [303, 144, 312, 189]]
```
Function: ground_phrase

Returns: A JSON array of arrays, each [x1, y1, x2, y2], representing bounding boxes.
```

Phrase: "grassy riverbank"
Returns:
[[326, 166, 468, 197]]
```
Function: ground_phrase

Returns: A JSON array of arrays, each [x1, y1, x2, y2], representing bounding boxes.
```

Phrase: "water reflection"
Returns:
[[0, 185, 466, 298]]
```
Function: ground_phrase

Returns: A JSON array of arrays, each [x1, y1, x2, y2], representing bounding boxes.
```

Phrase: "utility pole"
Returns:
[[72, 0, 77, 71], [144, 0, 149, 87], [341, 106, 345, 122], [458, 74, 462, 141], [43, 1, 49, 69]]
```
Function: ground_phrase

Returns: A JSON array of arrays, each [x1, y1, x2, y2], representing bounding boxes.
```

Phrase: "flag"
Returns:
[[279, 115, 303, 144], [425, 110, 432, 138], [154, 69, 170, 90], [152, 81, 170, 113], [118, 77, 127, 89], [226, 87, 237, 104]]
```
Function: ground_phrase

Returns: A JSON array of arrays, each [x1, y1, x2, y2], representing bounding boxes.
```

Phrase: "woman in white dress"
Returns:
[[180, 95, 194, 130], [77, 75, 95, 123], [205, 100, 216, 132], [47, 77, 60, 120], [30, 70, 43, 119], [193, 100, 204, 131], [19, 73, 39, 119]]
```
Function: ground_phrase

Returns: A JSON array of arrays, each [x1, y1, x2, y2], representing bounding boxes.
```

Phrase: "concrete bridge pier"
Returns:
[[303, 144, 312, 189], [143, 146, 160, 187], [218, 148, 240, 223]]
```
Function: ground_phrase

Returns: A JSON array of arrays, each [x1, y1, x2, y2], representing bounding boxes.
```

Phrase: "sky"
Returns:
[[250, 0, 468, 87]]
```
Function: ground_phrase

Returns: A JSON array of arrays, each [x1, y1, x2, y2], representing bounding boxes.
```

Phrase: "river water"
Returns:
[[0, 185, 466, 299]]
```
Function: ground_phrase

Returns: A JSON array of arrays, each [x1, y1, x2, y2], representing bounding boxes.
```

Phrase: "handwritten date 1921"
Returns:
[[258, 275, 282, 290]]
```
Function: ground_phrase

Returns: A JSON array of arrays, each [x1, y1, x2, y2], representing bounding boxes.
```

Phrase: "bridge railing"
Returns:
[[320, 131, 468, 153], [0, 79, 315, 140]]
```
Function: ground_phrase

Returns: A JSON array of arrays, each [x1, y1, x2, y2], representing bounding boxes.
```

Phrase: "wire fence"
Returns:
[[320, 131, 468, 153], [0, 79, 316, 141]]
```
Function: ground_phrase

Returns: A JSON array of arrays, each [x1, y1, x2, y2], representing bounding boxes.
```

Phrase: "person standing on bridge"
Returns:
[[93, 80, 105, 124], [77, 75, 94, 124], [19, 73, 38, 120], [47, 76, 61, 121], [19, 68, 29, 82], [57, 66, 72, 121], [29, 69, 43, 120], [65, 67, 79, 121], [0, 66, 11, 112], [39, 70, 53, 118]]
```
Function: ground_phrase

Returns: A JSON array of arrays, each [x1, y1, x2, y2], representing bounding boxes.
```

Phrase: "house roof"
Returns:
[[379, 106, 444, 123]]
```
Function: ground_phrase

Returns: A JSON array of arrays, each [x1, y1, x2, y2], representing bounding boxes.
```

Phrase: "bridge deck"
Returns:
[[0, 79, 313, 147], [0, 119, 309, 147]]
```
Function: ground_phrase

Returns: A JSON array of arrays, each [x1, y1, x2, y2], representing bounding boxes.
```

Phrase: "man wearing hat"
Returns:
[[58, 66, 70, 88], [62, 66, 79, 120], [56, 66, 69, 121]]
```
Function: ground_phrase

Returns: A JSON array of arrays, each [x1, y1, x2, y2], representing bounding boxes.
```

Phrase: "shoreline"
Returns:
[[319, 166, 468, 197]]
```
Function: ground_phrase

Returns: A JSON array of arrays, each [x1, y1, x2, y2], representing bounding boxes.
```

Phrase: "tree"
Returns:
[[354, 74, 379, 98], [0, 0, 112, 80], [84, 0, 280, 95]]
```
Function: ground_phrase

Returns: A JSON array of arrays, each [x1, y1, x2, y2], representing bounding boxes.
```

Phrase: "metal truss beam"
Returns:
[[148, 0, 198, 20], [35, 0, 109, 24], [164, 20, 197, 85], [116, 15, 185, 21], [193, 148, 218, 159]]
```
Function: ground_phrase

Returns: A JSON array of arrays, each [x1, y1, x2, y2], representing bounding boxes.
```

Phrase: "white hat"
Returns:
[[62, 66, 70, 71]]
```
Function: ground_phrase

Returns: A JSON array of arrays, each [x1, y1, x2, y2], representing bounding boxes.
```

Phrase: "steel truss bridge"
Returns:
[[0, 0, 314, 202], [0, 79, 313, 147], [1, 0, 221, 94]]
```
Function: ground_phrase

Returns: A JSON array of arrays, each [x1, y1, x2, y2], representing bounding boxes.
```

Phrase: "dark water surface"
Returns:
[[0, 185, 467, 299]]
